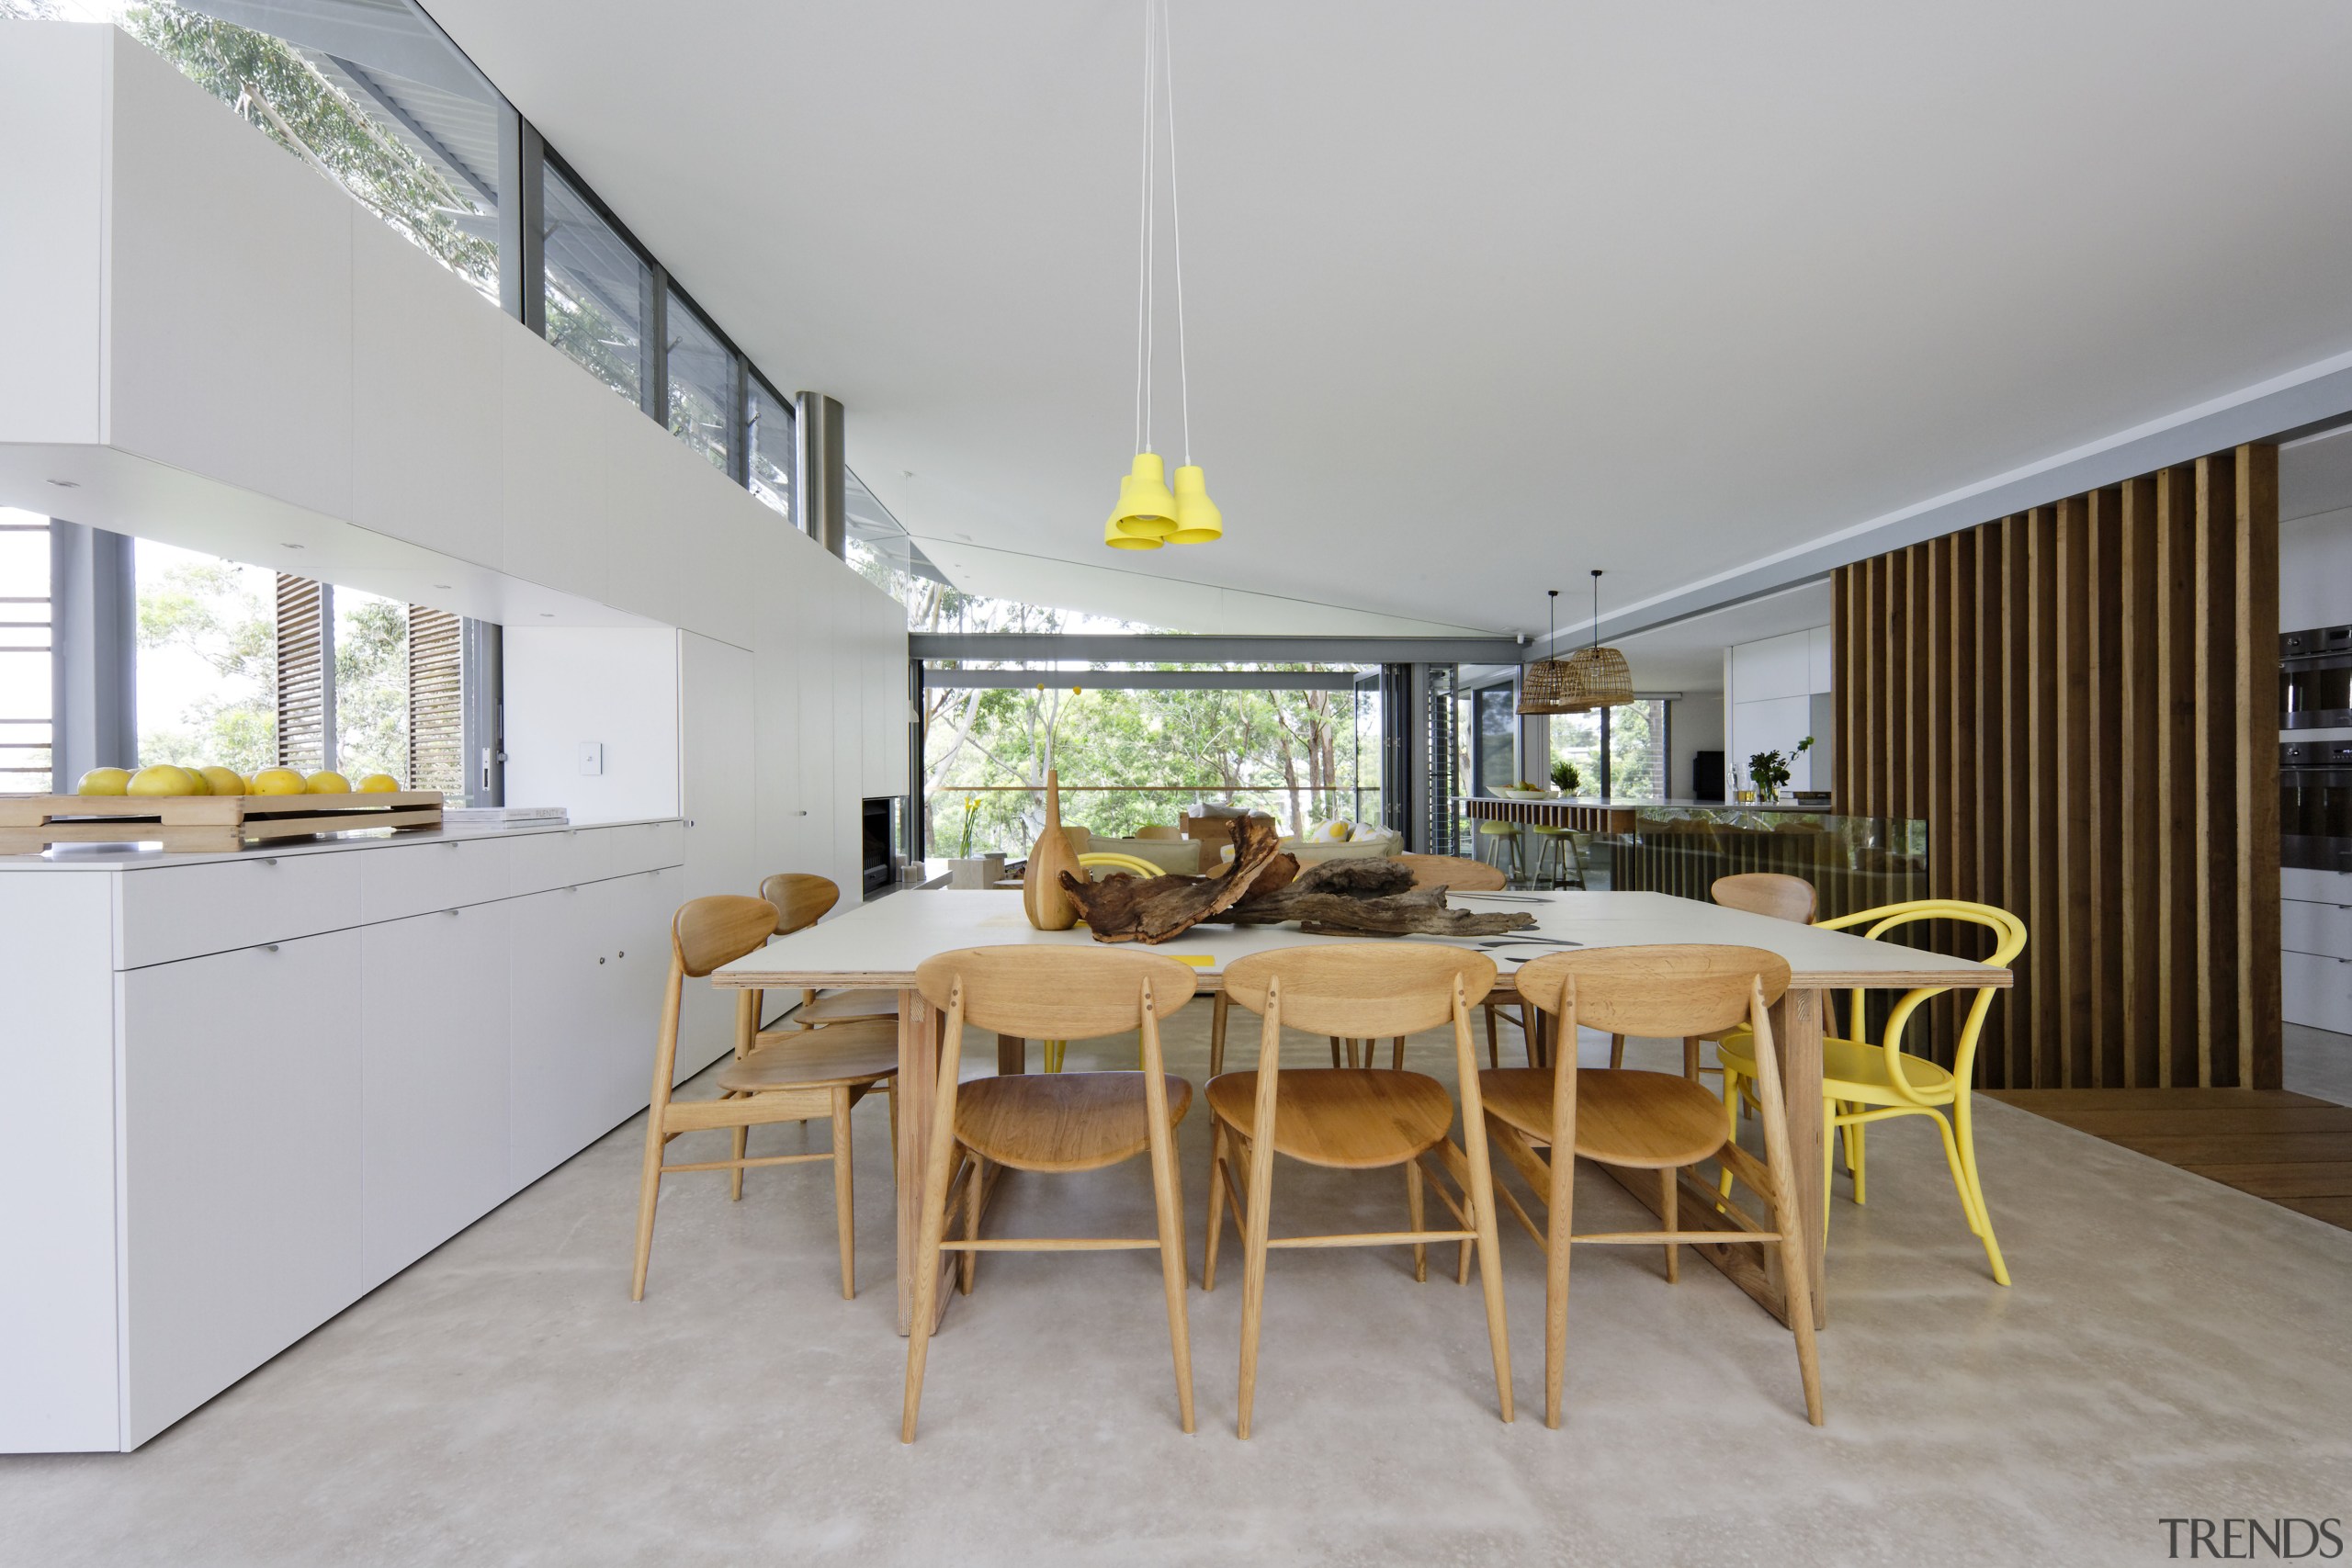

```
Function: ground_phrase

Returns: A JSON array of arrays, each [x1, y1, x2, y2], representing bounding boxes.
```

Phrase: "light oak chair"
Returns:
[[1393, 852, 1544, 1073], [758, 873, 898, 1031], [901, 946, 1199, 1442], [1204, 944, 1513, 1438], [1482, 945, 1822, 1428], [1614, 871, 1819, 1075], [630, 896, 897, 1303]]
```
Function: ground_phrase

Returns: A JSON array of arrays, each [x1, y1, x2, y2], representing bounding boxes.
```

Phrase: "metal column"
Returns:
[[48, 521, 135, 789]]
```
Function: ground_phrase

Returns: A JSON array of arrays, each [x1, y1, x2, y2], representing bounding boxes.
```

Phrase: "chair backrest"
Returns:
[[673, 895, 783, 979], [758, 873, 841, 936], [1078, 851, 1167, 880], [1135, 824, 1183, 841], [1712, 873, 1816, 924], [1513, 944, 1792, 1039], [1396, 852, 1506, 892], [1224, 943, 1497, 1040], [1815, 900, 2027, 1101], [914, 945, 1198, 1041]]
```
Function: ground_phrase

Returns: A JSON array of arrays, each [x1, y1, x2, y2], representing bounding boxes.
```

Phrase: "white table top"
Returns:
[[711, 889, 2010, 992]]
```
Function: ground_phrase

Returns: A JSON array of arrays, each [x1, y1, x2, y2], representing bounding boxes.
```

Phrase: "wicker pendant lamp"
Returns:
[[1517, 589, 1578, 715], [1559, 569, 1633, 711]]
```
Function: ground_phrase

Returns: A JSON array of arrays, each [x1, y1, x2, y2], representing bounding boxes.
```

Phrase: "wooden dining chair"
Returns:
[[758, 873, 898, 1031], [901, 946, 1199, 1442], [630, 896, 898, 1303], [1390, 853, 1539, 1073], [1611, 871, 1820, 1075], [1204, 944, 1513, 1438], [1481, 945, 1822, 1428]]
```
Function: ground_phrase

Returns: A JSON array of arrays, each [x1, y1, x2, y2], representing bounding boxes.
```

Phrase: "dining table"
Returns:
[[710, 887, 2011, 1336]]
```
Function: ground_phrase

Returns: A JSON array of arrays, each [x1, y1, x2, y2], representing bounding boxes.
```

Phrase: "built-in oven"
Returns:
[[860, 796, 901, 895], [2280, 624, 2352, 729], [2281, 740, 2352, 872]]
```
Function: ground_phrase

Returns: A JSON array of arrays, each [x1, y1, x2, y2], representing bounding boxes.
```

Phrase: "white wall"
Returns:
[[0, 23, 910, 920], [2282, 506, 2352, 632], [1724, 626, 1831, 794], [503, 628, 681, 825]]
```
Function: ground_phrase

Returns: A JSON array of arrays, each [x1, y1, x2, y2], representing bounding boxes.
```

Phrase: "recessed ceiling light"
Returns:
[[279, 542, 304, 550], [432, 582, 452, 590], [538, 612, 555, 617], [47, 479, 79, 488]]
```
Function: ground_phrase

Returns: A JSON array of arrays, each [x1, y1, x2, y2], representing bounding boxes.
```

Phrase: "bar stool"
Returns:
[[1528, 825, 1588, 890], [1476, 819, 1523, 884]]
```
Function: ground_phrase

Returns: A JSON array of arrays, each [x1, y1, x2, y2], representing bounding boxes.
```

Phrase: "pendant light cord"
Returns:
[[1159, 0, 1192, 466], [1589, 570, 1602, 651], [1133, 0, 1156, 456]]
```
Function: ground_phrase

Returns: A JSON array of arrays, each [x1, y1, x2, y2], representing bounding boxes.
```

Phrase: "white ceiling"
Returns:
[[418, 0, 2352, 637]]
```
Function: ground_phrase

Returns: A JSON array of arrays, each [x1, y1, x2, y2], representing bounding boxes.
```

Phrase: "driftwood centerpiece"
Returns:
[[1058, 821, 1536, 945]]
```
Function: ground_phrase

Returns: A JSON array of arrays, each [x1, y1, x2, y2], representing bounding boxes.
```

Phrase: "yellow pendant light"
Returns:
[[1106, 0, 1220, 550], [1166, 463, 1221, 543], [1107, 452, 1178, 540]]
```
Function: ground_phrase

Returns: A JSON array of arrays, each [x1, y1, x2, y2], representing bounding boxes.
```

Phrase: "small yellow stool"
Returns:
[[1476, 819, 1523, 884], [1528, 824, 1587, 889]]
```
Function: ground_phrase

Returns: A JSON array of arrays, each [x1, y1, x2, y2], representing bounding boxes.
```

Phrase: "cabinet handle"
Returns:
[[795, 809, 808, 817], [262, 942, 279, 953], [262, 857, 278, 866], [598, 955, 606, 964], [445, 908, 461, 917], [616, 950, 626, 958]]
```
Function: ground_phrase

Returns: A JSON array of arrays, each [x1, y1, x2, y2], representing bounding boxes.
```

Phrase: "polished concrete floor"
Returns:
[[6, 1013, 2350, 1567]]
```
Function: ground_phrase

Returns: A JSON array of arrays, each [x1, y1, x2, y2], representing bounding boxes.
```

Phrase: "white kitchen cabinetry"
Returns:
[[119, 931, 364, 1447], [0, 818, 687, 1454], [361, 902, 515, 1288], [2281, 867, 2352, 1033]]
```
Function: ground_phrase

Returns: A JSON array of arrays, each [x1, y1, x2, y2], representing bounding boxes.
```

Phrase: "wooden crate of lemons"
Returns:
[[0, 766, 443, 853]]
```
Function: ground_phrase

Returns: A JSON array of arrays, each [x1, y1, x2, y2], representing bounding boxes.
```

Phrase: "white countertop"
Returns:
[[712, 888, 2009, 990], [0, 816, 681, 871]]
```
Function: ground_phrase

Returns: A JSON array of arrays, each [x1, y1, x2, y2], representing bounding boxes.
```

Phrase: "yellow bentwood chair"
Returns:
[[1715, 899, 2026, 1286]]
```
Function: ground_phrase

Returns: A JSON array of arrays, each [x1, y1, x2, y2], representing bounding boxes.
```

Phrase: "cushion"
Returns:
[[1083, 836, 1205, 875]]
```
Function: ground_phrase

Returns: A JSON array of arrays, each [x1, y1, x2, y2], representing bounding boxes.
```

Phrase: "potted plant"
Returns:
[[1550, 760, 1582, 796], [947, 795, 1004, 889], [1747, 737, 1813, 804]]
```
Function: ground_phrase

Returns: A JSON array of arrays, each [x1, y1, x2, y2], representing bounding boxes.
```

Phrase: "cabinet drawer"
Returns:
[[2283, 897, 2352, 961], [359, 835, 511, 923], [506, 826, 610, 897], [605, 820, 684, 877], [2283, 948, 2352, 1034], [118, 852, 363, 969], [2282, 867, 2352, 904]]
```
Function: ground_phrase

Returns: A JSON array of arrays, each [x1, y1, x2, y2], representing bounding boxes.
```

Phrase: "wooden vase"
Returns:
[[1022, 768, 1083, 931]]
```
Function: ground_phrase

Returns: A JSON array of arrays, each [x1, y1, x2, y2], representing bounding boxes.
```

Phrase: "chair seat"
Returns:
[[956, 1071, 1193, 1173], [1715, 1032, 1959, 1107], [790, 987, 900, 1026], [1481, 1066, 1726, 1169], [718, 1019, 899, 1093], [1205, 1068, 1454, 1169]]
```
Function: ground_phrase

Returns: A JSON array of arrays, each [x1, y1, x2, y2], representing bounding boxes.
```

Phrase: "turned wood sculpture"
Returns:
[[1058, 821, 1537, 944], [1021, 769, 1087, 931]]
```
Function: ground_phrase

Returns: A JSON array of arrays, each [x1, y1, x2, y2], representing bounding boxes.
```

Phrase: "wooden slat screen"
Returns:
[[1832, 443, 2280, 1090], [406, 606, 464, 795], [275, 573, 328, 773]]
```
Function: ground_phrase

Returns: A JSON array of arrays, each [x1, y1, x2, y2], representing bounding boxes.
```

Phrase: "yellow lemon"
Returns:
[[250, 767, 307, 795], [356, 773, 401, 793], [305, 770, 351, 795], [198, 766, 246, 796], [184, 768, 212, 795], [75, 767, 130, 796], [126, 764, 198, 796]]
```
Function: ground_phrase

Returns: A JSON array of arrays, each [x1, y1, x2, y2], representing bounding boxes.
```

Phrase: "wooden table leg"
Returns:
[[1596, 985, 1828, 1331], [1772, 986, 1828, 1330], [895, 987, 939, 1336]]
